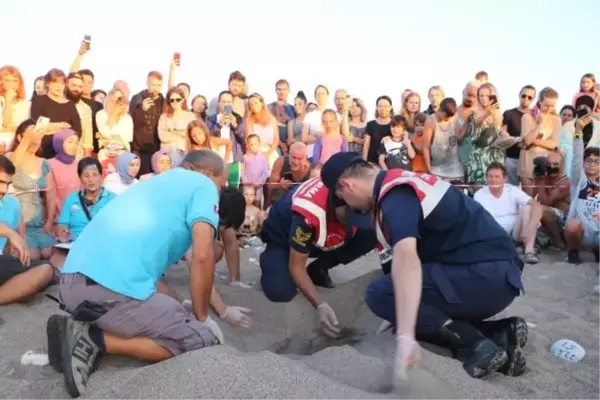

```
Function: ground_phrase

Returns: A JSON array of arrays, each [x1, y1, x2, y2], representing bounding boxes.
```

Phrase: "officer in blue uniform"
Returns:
[[321, 152, 528, 381]]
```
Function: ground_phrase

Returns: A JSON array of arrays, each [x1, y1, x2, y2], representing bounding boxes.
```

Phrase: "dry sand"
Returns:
[[0, 248, 598, 399]]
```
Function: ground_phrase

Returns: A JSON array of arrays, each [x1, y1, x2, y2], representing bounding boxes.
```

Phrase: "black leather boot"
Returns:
[[472, 317, 528, 377], [306, 257, 334, 288], [439, 321, 508, 379]]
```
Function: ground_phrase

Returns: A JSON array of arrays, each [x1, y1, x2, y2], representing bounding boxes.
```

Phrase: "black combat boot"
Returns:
[[306, 257, 334, 288], [438, 321, 508, 379], [472, 317, 528, 376]]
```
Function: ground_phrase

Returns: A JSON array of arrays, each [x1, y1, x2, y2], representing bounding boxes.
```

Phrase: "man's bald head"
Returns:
[[290, 142, 308, 158], [289, 142, 308, 172], [180, 149, 227, 188]]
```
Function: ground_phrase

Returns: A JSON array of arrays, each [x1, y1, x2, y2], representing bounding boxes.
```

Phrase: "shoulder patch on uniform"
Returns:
[[292, 226, 312, 247]]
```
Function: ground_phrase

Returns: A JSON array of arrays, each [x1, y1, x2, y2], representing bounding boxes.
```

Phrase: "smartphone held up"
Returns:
[[83, 34, 92, 50], [173, 52, 181, 66]]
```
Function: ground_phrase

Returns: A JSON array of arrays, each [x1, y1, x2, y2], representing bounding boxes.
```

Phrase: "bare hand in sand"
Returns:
[[317, 303, 340, 338], [394, 335, 421, 387], [220, 306, 252, 330]]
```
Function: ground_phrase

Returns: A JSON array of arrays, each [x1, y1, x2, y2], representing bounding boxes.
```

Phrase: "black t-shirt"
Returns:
[[365, 120, 391, 163], [82, 98, 103, 153], [502, 108, 525, 159]]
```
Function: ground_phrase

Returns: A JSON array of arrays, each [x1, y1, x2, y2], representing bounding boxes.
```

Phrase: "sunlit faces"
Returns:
[[584, 153, 600, 175], [539, 97, 557, 115], [289, 149, 306, 171], [486, 167, 506, 189], [67, 77, 84, 97], [157, 155, 172, 173], [321, 111, 338, 132], [248, 96, 264, 114], [294, 97, 306, 115], [229, 79, 244, 97], [0, 171, 12, 199], [1, 73, 18, 92], [276, 83, 289, 101], [350, 101, 363, 118], [47, 78, 66, 98], [463, 85, 477, 107], [478, 87, 492, 108], [405, 94, 420, 113], [218, 93, 233, 112], [34, 79, 46, 96], [581, 76, 595, 92], [80, 75, 93, 98], [168, 93, 183, 109], [307, 103, 318, 112], [561, 108, 574, 125], [192, 97, 207, 114], [63, 135, 79, 156], [147, 77, 163, 96], [247, 136, 260, 154], [242, 185, 256, 205], [190, 127, 208, 146], [414, 120, 425, 136], [315, 86, 328, 107], [376, 98, 392, 118], [334, 89, 347, 110], [128, 157, 141, 177], [80, 165, 102, 192], [428, 88, 444, 107], [519, 88, 535, 108]]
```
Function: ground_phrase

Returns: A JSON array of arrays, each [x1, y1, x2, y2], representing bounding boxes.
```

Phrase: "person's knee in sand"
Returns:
[[46, 150, 248, 398], [0, 155, 54, 305], [322, 153, 529, 385]]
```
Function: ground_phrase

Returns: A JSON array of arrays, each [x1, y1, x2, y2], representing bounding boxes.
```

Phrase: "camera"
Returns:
[[533, 156, 548, 177]]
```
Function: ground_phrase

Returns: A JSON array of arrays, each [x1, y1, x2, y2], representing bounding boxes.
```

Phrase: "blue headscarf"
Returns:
[[116, 152, 138, 183]]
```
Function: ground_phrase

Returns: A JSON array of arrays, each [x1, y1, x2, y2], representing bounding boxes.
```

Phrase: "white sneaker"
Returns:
[[230, 280, 252, 289]]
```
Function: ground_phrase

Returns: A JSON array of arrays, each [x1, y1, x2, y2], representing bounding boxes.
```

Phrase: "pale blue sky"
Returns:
[[4, 0, 599, 115]]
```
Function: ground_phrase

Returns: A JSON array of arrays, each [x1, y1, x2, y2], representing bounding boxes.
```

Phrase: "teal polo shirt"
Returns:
[[57, 188, 117, 241]]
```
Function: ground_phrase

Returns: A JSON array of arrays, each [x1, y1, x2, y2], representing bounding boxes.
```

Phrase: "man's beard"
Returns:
[[463, 100, 473, 107], [66, 90, 82, 102]]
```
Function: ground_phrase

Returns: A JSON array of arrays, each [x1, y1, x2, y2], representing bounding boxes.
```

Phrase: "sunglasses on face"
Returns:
[[169, 97, 183, 104], [521, 95, 533, 100]]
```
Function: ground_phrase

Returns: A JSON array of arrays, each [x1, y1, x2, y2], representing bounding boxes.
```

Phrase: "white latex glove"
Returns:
[[204, 316, 225, 344], [394, 335, 421, 388], [220, 306, 252, 330], [316, 303, 340, 338]]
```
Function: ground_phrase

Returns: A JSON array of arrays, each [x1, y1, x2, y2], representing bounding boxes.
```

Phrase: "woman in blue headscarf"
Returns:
[[103, 152, 140, 195]]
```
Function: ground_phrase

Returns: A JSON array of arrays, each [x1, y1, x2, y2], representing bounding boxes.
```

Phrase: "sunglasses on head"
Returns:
[[521, 95, 533, 100], [169, 97, 183, 104]]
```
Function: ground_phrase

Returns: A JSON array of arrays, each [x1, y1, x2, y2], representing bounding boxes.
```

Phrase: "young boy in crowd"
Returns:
[[409, 112, 428, 172], [378, 115, 415, 170], [242, 134, 269, 204]]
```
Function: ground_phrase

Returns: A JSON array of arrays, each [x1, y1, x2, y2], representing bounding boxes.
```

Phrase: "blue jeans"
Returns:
[[365, 259, 523, 340], [260, 229, 377, 302]]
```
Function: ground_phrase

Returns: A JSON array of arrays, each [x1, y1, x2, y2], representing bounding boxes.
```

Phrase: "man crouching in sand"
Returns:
[[46, 150, 245, 398]]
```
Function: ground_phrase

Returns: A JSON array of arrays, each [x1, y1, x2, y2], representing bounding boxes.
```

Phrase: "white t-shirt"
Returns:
[[474, 184, 531, 233], [103, 173, 139, 195], [302, 110, 341, 158]]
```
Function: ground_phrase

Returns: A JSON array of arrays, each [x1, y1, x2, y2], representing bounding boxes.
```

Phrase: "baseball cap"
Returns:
[[320, 152, 364, 191]]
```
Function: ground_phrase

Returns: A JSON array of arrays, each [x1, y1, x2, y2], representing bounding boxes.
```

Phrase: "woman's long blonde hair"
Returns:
[[105, 88, 129, 118], [245, 93, 275, 127]]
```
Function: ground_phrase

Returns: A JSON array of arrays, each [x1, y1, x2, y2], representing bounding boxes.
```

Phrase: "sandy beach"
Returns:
[[0, 248, 598, 399]]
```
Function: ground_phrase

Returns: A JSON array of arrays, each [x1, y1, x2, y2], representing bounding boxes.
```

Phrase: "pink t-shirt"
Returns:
[[319, 135, 343, 164], [48, 158, 80, 213]]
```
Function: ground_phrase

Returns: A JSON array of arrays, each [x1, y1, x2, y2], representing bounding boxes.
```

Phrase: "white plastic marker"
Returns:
[[550, 339, 585, 363], [20, 351, 49, 366]]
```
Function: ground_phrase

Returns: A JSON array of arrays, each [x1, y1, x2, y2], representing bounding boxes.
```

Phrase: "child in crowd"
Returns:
[[237, 184, 265, 244], [409, 113, 428, 172], [378, 115, 415, 170], [242, 134, 269, 203]]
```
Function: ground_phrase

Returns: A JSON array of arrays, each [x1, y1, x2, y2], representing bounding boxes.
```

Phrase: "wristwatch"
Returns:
[[574, 132, 583, 140]]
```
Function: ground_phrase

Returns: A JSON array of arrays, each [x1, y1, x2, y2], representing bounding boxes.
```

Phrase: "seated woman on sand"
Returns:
[[50, 158, 116, 269], [103, 152, 140, 195]]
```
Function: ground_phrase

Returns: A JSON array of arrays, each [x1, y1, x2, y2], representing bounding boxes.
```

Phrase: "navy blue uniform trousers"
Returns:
[[260, 229, 377, 302], [365, 259, 523, 339]]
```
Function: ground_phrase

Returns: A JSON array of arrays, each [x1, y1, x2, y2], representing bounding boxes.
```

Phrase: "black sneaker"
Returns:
[[462, 338, 508, 379], [477, 317, 528, 377], [306, 261, 334, 288], [47, 314, 67, 373], [567, 249, 582, 265], [58, 317, 102, 398]]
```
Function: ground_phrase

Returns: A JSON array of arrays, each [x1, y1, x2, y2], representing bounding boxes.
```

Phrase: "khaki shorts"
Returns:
[[59, 273, 218, 356]]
